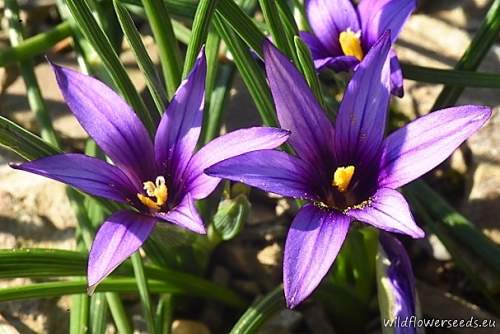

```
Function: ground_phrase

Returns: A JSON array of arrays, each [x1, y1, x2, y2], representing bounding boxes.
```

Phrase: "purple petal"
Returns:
[[52, 63, 155, 185], [263, 41, 335, 171], [299, 31, 332, 61], [389, 49, 404, 97], [318, 55, 359, 72], [378, 105, 492, 189], [206, 150, 321, 201], [378, 233, 418, 331], [334, 32, 391, 168], [88, 211, 156, 289], [155, 50, 206, 190], [358, 0, 416, 46], [284, 205, 351, 308], [10, 153, 137, 203], [305, 0, 360, 54], [156, 194, 205, 234], [346, 188, 424, 238], [183, 127, 290, 200]]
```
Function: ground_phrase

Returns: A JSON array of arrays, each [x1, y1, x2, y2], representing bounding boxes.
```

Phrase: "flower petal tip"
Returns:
[[8, 162, 22, 169], [87, 283, 98, 296]]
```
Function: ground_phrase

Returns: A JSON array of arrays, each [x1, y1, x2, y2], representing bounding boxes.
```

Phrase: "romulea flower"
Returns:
[[10, 50, 290, 291], [377, 233, 419, 333], [206, 33, 491, 308], [301, 0, 416, 96]]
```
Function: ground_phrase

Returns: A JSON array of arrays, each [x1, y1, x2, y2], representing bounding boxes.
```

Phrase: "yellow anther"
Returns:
[[137, 176, 168, 210], [332, 165, 355, 193], [339, 28, 364, 61]]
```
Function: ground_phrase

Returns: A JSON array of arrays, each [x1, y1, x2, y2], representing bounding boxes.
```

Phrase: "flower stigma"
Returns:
[[332, 165, 355, 193], [339, 28, 364, 61], [137, 176, 168, 211]]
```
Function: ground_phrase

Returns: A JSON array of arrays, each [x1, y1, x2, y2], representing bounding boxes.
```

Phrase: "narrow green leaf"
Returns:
[[213, 13, 277, 126], [294, 36, 325, 108], [407, 192, 500, 309], [0, 116, 60, 160], [182, 0, 220, 77], [404, 181, 500, 275], [0, 278, 245, 306], [141, 0, 182, 99], [4, 0, 60, 146], [155, 294, 173, 334], [0, 21, 72, 67], [114, 0, 166, 116], [120, 0, 197, 18], [172, 19, 193, 45], [202, 63, 235, 143], [90, 293, 109, 334], [0, 248, 247, 307], [70, 293, 90, 334], [402, 63, 500, 88], [104, 293, 133, 334], [229, 286, 284, 334], [131, 253, 157, 334], [432, 0, 500, 109], [258, 0, 291, 56], [65, 0, 156, 133], [275, 0, 301, 65], [216, 0, 267, 56]]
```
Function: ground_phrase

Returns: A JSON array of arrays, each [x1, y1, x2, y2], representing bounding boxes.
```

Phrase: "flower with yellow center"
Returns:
[[137, 176, 168, 211], [339, 28, 364, 61]]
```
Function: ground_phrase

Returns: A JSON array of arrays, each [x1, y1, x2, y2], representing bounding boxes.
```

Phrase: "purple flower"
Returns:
[[301, 0, 416, 96], [206, 35, 491, 308], [378, 233, 418, 334], [10, 51, 289, 290]]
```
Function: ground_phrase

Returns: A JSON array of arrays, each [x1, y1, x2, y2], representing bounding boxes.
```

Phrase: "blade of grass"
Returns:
[[275, 0, 301, 64], [131, 252, 157, 334], [70, 292, 90, 334], [155, 294, 173, 334], [0, 278, 245, 306], [120, 0, 197, 18], [141, 0, 182, 98], [213, 13, 277, 126], [114, 0, 166, 117], [65, 0, 156, 133], [229, 286, 284, 334], [216, 0, 266, 56], [0, 116, 60, 160], [172, 20, 193, 45], [294, 36, 325, 108], [0, 248, 247, 307], [432, 0, 500, 109], [202, 63, 236, 143], [257, 0, 291, 56], [404, 181, 500, 275], [0, 21, 72, 67], [90, 293, 108, 334], [402, 63, 500, 88], [182, 0, 220, 77], [4, 0, 60, 146]]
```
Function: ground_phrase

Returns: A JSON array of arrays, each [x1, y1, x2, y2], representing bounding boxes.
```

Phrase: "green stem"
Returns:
[[155, 294, 173, 334], [182, 0, 220, 78], [4, 0, 60, 146], [258, 0, 291, 56], [131, 252, 157, 334], [432, 0, 500, 109], [141, 0, 182, 98], [0, 21, 72, 67]]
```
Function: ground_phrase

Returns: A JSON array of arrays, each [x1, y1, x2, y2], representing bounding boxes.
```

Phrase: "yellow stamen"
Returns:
[[137, 176, 168, 210], [332, 165, 355, 193], [339, 28, 364, 61]]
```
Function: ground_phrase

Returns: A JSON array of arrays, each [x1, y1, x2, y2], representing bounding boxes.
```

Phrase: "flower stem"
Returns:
[[131, 252, 157, 334]]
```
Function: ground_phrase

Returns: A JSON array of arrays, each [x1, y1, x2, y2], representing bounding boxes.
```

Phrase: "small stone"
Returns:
[[428, 234, 452, 261], [171, 320, 211, 334], [257, 243, 282, 266]]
